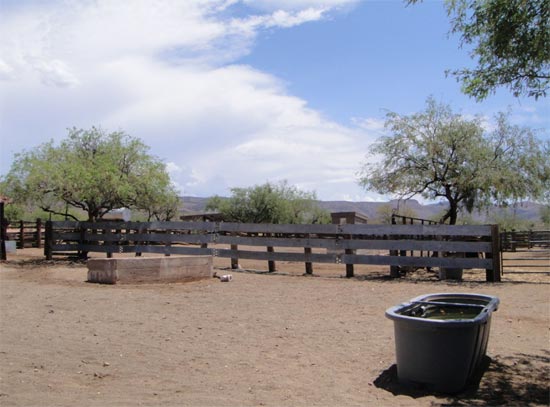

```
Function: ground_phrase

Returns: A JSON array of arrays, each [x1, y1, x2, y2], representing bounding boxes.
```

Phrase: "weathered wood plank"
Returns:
[[214, 249, 339, 263], [216, 222, 492, 236], [78, 244, 213, 257], [217, 222, 340, 235], [214, 235, 492, 252], [84, 233, 214, 245], [337, 223, 492, 236], [50, 244, 81, 252], [51, 220, 218, 232], [341, 253, 492, 269], [52, 232, 81, 240], [51, 220, 492, 238]]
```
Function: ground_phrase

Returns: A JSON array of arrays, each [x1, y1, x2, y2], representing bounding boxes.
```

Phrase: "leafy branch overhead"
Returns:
[[358, 98, 549, 224], [407, 0, 550, 99]]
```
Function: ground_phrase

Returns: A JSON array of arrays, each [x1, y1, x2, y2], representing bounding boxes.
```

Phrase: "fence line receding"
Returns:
[[45, 220, 501, 281]]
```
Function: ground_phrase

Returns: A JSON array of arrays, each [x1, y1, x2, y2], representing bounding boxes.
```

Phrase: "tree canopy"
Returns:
[[408, 0, 550, 100], [206, 181, 330, 224], [358, 98, 549, 224], [1, 127, 179, 221]]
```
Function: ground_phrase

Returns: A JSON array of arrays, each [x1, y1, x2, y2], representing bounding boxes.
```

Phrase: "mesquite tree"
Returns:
[[1, 127, 179, 221], [359, 98, 549, 224], [206, 181, 330, 224]]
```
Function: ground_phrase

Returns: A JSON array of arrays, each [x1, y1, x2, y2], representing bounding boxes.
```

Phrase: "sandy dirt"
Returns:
[[0, 248, 548, 406]]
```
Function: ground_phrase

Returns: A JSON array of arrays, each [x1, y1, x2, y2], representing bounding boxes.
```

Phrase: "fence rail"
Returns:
[[391, 214, 438, 226], [500, 230, 550, 251], [6, 219, 43, 249], [45, 221, 501, 281], [500, 230, 550, 272]]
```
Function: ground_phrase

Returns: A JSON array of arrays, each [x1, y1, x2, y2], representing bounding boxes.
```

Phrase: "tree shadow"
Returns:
[[374, 352, 549, 406]]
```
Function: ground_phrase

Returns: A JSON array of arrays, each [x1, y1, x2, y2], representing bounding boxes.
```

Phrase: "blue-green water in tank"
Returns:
[[402, 304, 482, 320]]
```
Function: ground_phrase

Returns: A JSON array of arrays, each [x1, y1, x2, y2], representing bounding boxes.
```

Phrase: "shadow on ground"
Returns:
[[374, 352, 549, 406]]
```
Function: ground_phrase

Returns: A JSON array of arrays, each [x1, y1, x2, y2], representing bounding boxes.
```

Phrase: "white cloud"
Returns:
[[236, 7, 327, 30], [0, 59, 16, 81], [165, 161, 183, 174], [351, 117, 385, 132], [0, 0, 372, 201], [33, 59, 79, 87], [242, 0, 359, 12]]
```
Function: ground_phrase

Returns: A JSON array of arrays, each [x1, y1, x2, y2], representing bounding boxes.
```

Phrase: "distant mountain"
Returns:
[[180, 196, 212, 213], [180, 196, 544, 224]]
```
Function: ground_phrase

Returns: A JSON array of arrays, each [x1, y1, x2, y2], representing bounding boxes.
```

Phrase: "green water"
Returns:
[[404, 305, 481, 320], [422, 309, 481, 320]]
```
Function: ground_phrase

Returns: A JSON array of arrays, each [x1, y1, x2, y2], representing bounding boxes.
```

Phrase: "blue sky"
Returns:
[[0, 0, 548, 202]]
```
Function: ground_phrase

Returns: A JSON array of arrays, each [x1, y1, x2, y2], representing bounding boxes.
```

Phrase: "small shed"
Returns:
[[103, 208, 132, 222], [180, 212, 225, 222], [331, 211, 368, 225]]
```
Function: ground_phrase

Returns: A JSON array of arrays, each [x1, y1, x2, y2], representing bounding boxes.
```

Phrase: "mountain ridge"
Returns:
[[180, 196, 544, 224]]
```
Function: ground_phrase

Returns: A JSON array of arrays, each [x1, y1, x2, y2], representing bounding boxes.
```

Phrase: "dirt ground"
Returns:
[[0, 248, 548, 407]]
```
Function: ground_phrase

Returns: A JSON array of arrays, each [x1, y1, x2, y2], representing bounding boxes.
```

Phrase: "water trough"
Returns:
[[87, 256, 213, 284]]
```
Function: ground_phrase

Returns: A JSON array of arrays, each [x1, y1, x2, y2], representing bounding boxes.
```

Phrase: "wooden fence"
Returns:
[[391, 214, 437, 226], [44, 221, 501, 281], [6, 219, 43, 249], [500, 230, 550, 251], [500, 230, 550, 273]]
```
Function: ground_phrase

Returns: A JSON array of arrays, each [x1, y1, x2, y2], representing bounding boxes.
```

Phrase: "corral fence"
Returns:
[[500, 229, 550, 273], [391, 214, 437, 226], [6, 219, 44, 249], [44, 221, 502, 281], [390, 214, 439, 276]]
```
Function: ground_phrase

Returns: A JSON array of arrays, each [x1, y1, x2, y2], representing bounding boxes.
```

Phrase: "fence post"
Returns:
[[267, 246, 276, 272], [345, 248, 354, 278], [390, 215, 400, 278], [19, 220, 25, 249], [36, 218, 42, 249], [400, 217, 407, 258], [486, 225, 501, 282], [0, 202, 6, 261], [135, 223, 143, 256], [231, 242, 239, 269], [164, 228, 172, 256], [304, 247, 313, 275], [105, 227, 113, 258], [44, 220, 53, 260], [79, 224, 88, 260], [267, 233, 276, 272]]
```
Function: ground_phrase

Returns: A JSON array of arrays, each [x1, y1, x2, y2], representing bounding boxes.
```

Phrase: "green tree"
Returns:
[[358, 98, 549, 224], [408, 0, 550, 100], [206, 181, 330, 224], [129, 160, 180, 221], [1, 127, 180, 221]]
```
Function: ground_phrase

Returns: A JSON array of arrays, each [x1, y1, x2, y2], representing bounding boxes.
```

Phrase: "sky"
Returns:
[[1, 0, 548, 202]]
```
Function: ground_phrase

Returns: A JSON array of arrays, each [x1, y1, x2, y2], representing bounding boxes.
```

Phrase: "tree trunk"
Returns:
[[440, 198, 459, 225]]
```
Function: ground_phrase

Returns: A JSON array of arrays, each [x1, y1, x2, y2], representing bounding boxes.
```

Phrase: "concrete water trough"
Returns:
[[87, 256, 213, 284]]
